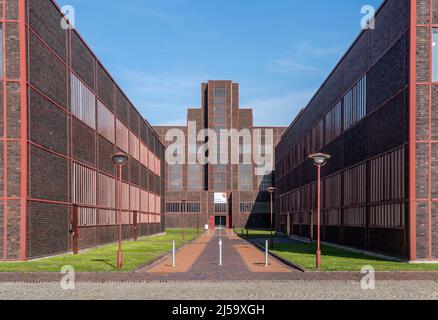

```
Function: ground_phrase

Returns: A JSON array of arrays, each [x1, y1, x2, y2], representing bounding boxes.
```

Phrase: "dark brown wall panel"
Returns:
[[71, 31, 95, 90], [72, 118, 96, 167], [29, 144, 68, 202], [97, 135, 115, 176], [28, 0, 67, 61], [29, 32, 67, 107], [97, 63, 113, 109], [27, 201, 69, 258], [29, 88, 68, 155]]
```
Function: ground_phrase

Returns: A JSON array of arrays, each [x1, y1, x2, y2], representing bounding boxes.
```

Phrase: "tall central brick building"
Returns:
[[0, 0, 165, 261], [154, 81, 286, 230], [275, 0, 438, 261]]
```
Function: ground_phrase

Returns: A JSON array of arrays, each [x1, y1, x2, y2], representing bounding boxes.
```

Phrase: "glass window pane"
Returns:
[[433, 29, 438, 81]]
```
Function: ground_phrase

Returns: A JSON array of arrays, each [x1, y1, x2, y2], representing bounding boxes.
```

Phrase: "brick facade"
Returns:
[[275, 0, 438, 261], [154, 81, 286, 230], [0, 0, 165, 260]]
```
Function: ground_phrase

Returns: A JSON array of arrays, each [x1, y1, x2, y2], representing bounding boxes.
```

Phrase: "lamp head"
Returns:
[[309, 153, 331, 167], [112, 152, 129, 166], [267, 187, 277, 194]]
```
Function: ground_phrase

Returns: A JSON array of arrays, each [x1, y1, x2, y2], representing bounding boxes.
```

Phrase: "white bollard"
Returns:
[[265, 240, 269, 267], [172, 240, 176, 267], [219, 238, 223, 266]]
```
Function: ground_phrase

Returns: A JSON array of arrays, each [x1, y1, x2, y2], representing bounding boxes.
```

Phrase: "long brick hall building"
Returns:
[[0, 0, 165, 261], [276, 0, 438, 261]]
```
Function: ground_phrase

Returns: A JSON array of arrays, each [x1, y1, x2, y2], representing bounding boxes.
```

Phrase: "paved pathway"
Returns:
[[1, 281, 437, 300], [139, 230, 297, 280], [144, 233, 212, 274]]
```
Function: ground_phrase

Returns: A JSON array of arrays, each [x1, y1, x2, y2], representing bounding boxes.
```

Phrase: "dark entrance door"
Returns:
[[215, 216, 226, 229]]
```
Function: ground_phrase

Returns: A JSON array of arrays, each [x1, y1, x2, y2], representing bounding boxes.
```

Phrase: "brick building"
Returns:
[[275, 0, 438, 261], [154, 81, 286, 230], [0, 0, 165, 261]]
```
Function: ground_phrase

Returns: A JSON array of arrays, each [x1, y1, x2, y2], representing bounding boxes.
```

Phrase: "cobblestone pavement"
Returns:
[[0, 281, 437, 300]]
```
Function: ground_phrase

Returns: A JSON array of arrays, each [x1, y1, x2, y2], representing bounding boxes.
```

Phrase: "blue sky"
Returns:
[[57, 0, 382, 126]]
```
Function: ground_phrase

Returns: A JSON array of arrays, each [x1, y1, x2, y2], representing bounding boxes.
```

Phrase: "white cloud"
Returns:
[[113, 67, 206, 125], [268, 42, 344, 75], [268, 59, 319, 74], [244, 90, 317, 126]]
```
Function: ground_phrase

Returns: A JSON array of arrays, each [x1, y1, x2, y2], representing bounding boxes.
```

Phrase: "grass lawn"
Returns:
[[0, 229, 199, 273], [271, 242, 438, 272], [237, 229, 281, 239]]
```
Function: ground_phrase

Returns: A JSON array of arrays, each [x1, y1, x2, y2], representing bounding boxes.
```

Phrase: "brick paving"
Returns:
[[1, 281, 438, 300], [143, 234, 212, 274]]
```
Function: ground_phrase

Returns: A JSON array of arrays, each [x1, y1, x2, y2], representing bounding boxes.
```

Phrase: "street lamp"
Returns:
[[181, 197, 187, 240], [309, 153, 331, 270], [112, 152, 129, 270], [267, 187, 277, 237]]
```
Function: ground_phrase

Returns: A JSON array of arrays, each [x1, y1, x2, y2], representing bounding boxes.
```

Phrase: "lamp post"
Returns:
[[309, 153, 331, 270], [181, 197, 187, 240], [267, 187, 276, 237], [112, 152, 129, 270]]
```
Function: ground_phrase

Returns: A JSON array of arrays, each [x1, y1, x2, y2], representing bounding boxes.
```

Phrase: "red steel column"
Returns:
[[316, 166, 321, 269], [409, 0, 417, 261], [117, 165, 123, 269], [19, 0, 28, 261], [72, 206, 78, 255]]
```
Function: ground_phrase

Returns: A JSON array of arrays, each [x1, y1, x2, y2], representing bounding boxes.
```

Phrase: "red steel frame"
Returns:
[[19, 0, 28, 261], [0, 0, 28, 260], [409, 0, 417, 262]]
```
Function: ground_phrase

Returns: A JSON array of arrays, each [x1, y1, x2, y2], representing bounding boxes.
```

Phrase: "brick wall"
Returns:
[[0, 0, 165, 260], [275, 0, 411, 259]]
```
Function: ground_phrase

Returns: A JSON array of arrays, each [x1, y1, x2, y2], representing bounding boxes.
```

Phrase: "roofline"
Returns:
[[50, 0, 163, 147], [282, 0, 389, 139]]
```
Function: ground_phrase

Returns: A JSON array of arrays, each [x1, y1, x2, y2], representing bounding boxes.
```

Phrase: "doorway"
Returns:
[[215, 216, 226, 229]]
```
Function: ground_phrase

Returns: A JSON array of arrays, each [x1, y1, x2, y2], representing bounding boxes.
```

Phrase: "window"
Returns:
[[130, 186, 140, 211], [98, 210, 116, 226], [78, 208, 97, 227], [140, 143, 148, 167], [433, 29, 438, 81], [324, 101, 342, 145], [149, 193, 155, 213], [130, 132, 140, 161], [166, 202, 200, 213], [72, 163, 96, 206], [98, 173, 115, 209], [214, 87, 226, 106], [116, 119, 129, 152], [169, 164, 183, 190], [0, 24, 3, 78], [121, 182, 130, 211], [370, 204, 405, 228], [343, 164, 366, 207], [239, 164, 252, 191], [155, 196, 161, 214], [215, 203, 227, 213], [343, 75, 367, 131], [155, 157, 161, 177], [188, 164, 203, 190], [97, 101, 115, 143], [370, 148, 405, 203], [71, 73, 96, 129]]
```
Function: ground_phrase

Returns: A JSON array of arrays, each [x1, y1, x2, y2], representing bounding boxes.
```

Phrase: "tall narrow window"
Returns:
[[0, 24, 3, 78], [71, 73, 96, 129], [433, 29, 438, 81]]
